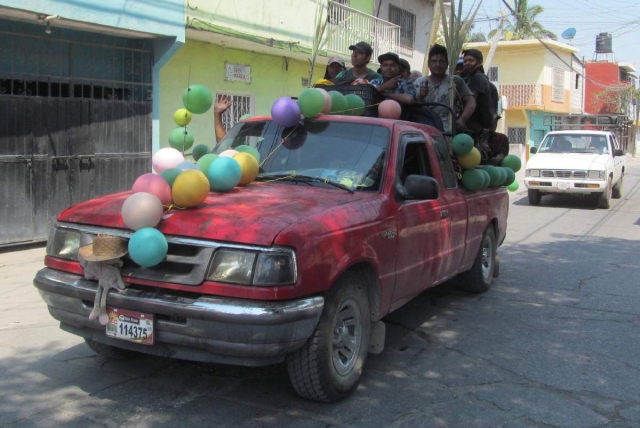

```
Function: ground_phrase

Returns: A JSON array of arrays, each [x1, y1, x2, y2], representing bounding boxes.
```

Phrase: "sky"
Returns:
[[467, 0, 640, 72]]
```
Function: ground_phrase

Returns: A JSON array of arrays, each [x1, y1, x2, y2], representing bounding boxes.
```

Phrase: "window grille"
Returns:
[[216, 93, 254, 132], [552, 66, 565, 102], [507, 127, 527, 145], [388, 5, 415, 52], [487, 66, 499, 83]]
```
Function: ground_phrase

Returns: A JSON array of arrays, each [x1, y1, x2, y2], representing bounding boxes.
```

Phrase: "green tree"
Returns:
[[489, 0, 556, 41], [592, 82, 640, 115], [466, 23, 487, 42]]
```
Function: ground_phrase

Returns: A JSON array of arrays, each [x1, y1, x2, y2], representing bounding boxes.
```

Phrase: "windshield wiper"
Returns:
[[256, 173, 355, 193]]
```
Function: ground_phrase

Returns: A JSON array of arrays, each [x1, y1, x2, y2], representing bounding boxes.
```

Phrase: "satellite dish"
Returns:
[[561, 28, 577, 41]]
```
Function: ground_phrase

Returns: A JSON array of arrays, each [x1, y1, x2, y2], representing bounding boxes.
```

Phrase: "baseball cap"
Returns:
[[399, 58, 411, 72], [456, 57, 464, 66], [378, 52, 400, 65], [349, 41, 373, 56], [327, 55, 345, 67]]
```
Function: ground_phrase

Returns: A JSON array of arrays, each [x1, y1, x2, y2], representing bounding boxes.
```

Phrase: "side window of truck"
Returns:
[[432, 135, 458, 189], [398, 134, 431, 185]]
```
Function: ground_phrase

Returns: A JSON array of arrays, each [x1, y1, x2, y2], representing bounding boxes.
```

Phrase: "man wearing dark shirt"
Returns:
[[486, 116, 510, 165], [460, 49, 496, 136], [333, 41, 381, 84]]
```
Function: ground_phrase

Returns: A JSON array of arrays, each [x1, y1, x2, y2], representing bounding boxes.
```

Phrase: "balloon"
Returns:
[[479, 165, 501, 186], [219, 149, 239, 158], [271, 97, 301, 128], [173, 108, 192, 126], [235, 145, 260, 162], [304, 119, 330, 134], [128, 228, 168, 267], [152, 148, 184, 174], [282, 125, 308, 150], [378, 99, 402, 119], [132, 173, 172, 206], [504, 167, 516, 186], [495, 167, 508, 186], [239, 114, 253, 121], [169, 126, 195, 151], [191, 144, 210, 161], [160, 168, 182, 188], [452, 133, 474, 155], [121, 192, 164, 231], [207, 157, 242, 192], [507, 181, 520, 192], [172, 170, 210, 207], [298, 88, 325, 118], [345, 94, 365, 116], [182, 84, 213, 114], [328, 91, 347, 115], [175, 161, 199, 171], [501, 155, 522, 172], [196, 153, 219, 174], [462, 169, 485, 191], [457, 147, 481, 169], [233, 152, 260, 185], [316, 88, 332, 114], [478, 168, 491, 189]]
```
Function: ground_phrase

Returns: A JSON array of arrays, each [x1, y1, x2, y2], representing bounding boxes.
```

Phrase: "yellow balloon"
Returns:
[[174, 108, 192, 126], [457, 147, 481, 170], [171, 170, 209, 207], [233, 152, 259, 185], [313, 79, 334, 87]]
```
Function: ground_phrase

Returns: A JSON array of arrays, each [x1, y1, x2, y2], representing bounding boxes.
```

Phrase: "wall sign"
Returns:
[[225, 62, 251, 83]]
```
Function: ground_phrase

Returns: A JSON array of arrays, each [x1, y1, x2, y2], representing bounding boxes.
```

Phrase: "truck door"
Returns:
[[391, 133, 451, 304], [610, 135, 624, 179]]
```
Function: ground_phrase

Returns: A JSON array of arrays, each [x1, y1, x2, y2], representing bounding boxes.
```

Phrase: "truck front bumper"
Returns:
[[524, 177, 606, 194], [34, 268, 324, 366]]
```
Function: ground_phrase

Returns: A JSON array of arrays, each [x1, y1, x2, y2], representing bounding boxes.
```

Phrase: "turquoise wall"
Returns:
[[526, 110, 548, 148]]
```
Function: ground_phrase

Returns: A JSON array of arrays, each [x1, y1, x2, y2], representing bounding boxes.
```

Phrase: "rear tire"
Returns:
[[599, 178, 612, 209], [528, 189, 542, 206], [84, 339, 139, 360], [287, 272, 371, 403], [458, 225, 496, 293], [612, 173, 624, 199]]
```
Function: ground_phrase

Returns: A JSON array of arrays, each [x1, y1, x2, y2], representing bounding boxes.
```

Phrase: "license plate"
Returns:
[[557, 181, 571, 190], [105, 307, 154, 345]]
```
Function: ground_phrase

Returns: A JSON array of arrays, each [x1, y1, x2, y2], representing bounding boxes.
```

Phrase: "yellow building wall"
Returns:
[[540, 86, 572, 114], [468, 46, 545, 84]]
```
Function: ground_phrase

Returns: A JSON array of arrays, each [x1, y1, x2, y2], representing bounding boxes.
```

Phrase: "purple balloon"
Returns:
[[176, 161, 199, 171], [271, 97, 301, 128]]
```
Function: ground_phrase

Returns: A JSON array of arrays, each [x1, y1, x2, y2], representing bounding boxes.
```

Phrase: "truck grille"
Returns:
[[541, 170, 587, 179]]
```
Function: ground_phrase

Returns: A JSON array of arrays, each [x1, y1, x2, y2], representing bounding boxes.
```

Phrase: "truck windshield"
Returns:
[[538, 134, 609, 154], [216, 120, 390, 192]]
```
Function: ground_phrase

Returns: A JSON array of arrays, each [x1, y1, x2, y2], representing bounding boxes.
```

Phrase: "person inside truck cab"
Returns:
[[550, 137, 572, 152], [332, 42, 381, 84], [369, 52, 416, 105], [589, 137, 609, 153]]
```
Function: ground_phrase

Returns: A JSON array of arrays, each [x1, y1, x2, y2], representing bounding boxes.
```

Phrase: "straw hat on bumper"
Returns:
[[78, 235, 128, 262]]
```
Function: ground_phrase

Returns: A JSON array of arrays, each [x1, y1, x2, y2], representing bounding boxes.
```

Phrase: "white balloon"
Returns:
[[121, 192, 164, 231], [219, 149, 239, 158], [152, 148, 185, 174]]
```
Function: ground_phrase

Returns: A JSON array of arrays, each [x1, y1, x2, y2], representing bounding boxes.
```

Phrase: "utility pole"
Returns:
[[484, 15, 507, 70]]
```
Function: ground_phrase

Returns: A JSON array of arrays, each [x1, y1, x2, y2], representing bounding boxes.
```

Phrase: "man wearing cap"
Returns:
[[399, 58, 411, 80], [333, 41, 381, 84], [324, 55, 346, 80], [369, 52, 416, 105], [454, 57, 464, 75], [460, 49, 496, 135]]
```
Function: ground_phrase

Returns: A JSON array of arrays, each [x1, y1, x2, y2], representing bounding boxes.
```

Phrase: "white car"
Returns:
[[524, 130, 625, 209]]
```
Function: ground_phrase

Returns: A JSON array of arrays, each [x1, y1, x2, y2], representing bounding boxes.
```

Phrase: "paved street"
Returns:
[[2, 158, 640, 428]]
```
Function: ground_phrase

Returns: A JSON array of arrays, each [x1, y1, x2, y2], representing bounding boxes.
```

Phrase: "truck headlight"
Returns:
[[588, 170, 602, 179], [46, 228, 81, 261], [207, 248, 296, 286], [527, 169, 540, 177]]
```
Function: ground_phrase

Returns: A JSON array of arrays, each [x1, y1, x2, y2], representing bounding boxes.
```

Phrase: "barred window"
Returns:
[[388, 5, 416, 51], [487, 66, 499, 83], [508, 127, 527, 145], [215, 93, 255, 132], [552, 66, 565, 102]]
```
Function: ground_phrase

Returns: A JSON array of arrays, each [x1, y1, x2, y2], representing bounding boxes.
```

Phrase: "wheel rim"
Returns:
[[481, 234, 493, 281], [331, 298, 362, 376]]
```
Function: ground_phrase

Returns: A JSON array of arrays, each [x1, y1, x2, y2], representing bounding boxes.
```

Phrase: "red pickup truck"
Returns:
[[35, 115, 508, 402]]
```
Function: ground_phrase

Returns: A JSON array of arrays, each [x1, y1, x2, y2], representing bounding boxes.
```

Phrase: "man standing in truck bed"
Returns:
[[333, 41, 381, 84]]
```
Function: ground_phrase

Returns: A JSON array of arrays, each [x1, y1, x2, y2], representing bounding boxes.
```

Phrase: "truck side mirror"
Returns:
[[403, 175, 439, 200], [530, 147, 538, 154], [614, 148, 624, 157]]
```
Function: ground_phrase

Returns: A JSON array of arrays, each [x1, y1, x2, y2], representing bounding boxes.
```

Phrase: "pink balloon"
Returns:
[[132, 173, 172, 206], [317, 88, 332, 114], [121, 192, 164, 231], [378, 100, 402, 120], [219, 149, 239, 158], [152, 148, 185, 174]]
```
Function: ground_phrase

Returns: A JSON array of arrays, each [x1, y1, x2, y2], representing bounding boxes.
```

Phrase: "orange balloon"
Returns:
[[171, 170, 210, 207], [378, 99, 402, 119], [233, 152, 259, 185]]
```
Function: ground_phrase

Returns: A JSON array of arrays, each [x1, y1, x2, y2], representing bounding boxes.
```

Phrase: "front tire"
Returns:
[[528, 189, 542, 206], [458, 225, 496, 293], [612, 173, 624, 199], [599, 178, 612, 209], [287, 272, 371, 402]]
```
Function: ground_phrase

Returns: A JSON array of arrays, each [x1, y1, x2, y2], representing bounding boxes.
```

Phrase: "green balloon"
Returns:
[[501, 155, 522, 172], [160, 168, 182, 188], [507, 180, 520, 192], [344, 94, 365, 116], [196, 153, 219, 174], [452, 133, 474, 155], [235, 145, 260, 162], [479, 165, 501, 186], [462, 168, 485, 191], [239, 114, 253, 121], [191, 144, 210, 161], [298, 88, 325, 118], [478, 168, 491, 189], [182, 84, 213, 114], [504, 167, 516, 186], [328, 91, 347, 115], [169, 126, 194, 151], [495, 167, 508, 186]]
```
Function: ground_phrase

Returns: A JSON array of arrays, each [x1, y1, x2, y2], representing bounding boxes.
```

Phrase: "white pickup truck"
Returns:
[[525, 130, 626, 209]]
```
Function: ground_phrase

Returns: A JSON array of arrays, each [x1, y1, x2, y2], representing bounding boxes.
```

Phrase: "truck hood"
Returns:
[[58, 183, 366, 246], [526, 153, 610, 171]]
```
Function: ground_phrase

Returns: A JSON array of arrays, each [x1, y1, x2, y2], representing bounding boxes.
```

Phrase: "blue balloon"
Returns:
[[176, 161, 199, 171], [128, 228, 168, 267], [206, 157, 242, 192]]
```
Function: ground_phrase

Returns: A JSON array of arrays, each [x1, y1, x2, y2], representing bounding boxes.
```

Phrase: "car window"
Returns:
[[539, 134, 609, 154]]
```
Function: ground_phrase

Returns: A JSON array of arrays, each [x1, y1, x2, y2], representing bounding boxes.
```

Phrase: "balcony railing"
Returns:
[[500, 84, 542, 108], [326, 1, 400, 61]]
